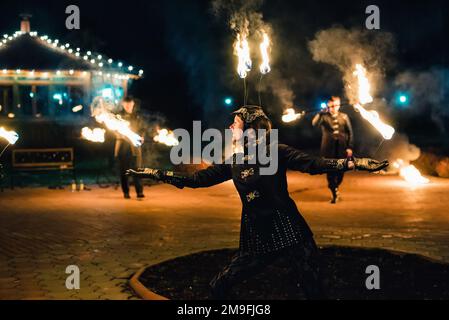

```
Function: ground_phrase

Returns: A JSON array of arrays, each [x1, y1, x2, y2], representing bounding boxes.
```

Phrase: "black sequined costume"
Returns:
[[158, 144, 349, 299]]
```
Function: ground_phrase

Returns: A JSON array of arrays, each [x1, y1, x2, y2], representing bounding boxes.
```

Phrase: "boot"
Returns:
[[330, 188, 338, 204]]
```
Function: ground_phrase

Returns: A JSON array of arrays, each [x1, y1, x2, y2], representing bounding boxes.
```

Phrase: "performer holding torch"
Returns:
[[312, 96, 354, 204], [127, 105, 387, 299], [115, 96, 145, 199]]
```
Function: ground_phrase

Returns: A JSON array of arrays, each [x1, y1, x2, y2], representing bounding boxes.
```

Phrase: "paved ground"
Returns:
[[1, 171, 449, 299]]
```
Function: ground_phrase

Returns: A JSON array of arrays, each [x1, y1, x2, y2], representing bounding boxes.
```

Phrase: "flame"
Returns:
[[354, 104, 395, 140], [353, 64, 373, 105], [153, 128, 179, 147], [352, 64, 395, 140], [81, 127, 105, 143], [234, 31, 252, 79], [259, 31, 271, 75], [282, 108, 305, 123], [0, 127, 19, 145], [95, 112, 143, 147], [393, 159, 429, 186]]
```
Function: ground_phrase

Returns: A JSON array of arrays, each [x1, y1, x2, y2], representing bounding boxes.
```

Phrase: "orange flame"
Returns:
[[153, 128, 179, 147]]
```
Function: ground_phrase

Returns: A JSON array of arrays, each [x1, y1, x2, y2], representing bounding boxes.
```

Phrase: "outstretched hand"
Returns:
[[125, 168, 163, 180], [354, 158, 389, 172]]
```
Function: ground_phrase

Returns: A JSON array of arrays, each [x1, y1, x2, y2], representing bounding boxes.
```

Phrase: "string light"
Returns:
[[0, 29, 144, 78]]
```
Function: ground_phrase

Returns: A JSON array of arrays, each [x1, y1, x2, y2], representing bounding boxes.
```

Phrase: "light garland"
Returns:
[[0, 30, 144, 78], [0, 69, 131, 80]]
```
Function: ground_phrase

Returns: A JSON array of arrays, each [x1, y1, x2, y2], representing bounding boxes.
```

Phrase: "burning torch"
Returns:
[[282, 108, 305, 123], [153, 128, 179, 147], [0, 127, 19, 158], [90, 97, 143, 147], [258, 30, 271, 107], [81, 127, 106, 143], [352, 64, 395, 141]]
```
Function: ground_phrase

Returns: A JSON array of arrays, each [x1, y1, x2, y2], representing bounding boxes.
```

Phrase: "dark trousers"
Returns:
[[209, 239, 326, 300], [327, 172, 345, 191], [326, 140, 345, 191], [118, 154, 143, 195]]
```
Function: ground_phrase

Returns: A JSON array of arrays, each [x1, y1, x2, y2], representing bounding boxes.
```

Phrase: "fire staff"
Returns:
[[115, 96, 145, 199], [312, 96, 354, 203], [127, 105, 388, 299]]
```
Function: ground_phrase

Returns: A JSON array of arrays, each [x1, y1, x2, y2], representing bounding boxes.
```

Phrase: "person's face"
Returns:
[[122, 101, 135, 114], [229, 115, 244, 142], [329, 99, 341, 114]]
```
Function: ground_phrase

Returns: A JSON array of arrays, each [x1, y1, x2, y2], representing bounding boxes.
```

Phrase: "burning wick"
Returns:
[[95, 113, 143, 147], [234, 32, 252, 79], [90, 97, 143, 147], [153, 128, 179, 147], [393, 159, 429, 186], [352, 64, 395, 140], [353, 64, 373, 105], [282, 108, 305, 123], [81, 127, 106, 143], [353, 104, 395, 140], [0, 127, 19, 145], [259, 31, 271, 75]]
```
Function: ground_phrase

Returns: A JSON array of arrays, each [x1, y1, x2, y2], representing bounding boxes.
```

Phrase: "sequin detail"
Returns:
[[240, 168, 255, 180], [246, 190, 260, 202]]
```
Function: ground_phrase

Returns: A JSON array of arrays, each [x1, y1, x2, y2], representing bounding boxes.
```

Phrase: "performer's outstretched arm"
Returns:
[[280, 144, 388, 175], [126, 163, 232, 189]]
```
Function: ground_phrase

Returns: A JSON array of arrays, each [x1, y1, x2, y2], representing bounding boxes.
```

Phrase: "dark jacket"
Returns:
[[114, 110, 145, 166], [177, 144, 348, 256], [313, 112, 354, 158]]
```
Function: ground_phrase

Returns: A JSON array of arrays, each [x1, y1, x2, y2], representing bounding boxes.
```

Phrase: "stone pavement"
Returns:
[[0, 171, 448, 299]]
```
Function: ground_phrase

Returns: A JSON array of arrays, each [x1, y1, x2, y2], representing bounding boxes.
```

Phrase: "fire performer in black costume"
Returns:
[[127, 106, 387, 300], [115, 96, 145, 199], [312, 96, 354, 203]]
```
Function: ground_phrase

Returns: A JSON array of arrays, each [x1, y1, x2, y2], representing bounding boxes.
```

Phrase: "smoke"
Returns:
[[308, 27, 395, 104], [377, 133, 421, 166], [212, 0, 266, 34], [258, 69, 295, 108], [394, 68, 449, 134]]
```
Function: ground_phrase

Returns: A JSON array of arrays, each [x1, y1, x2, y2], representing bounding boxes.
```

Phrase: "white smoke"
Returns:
[[308, 27, 395, 104]]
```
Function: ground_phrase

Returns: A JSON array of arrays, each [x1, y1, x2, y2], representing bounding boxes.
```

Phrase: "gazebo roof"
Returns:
[[0, 18, 143, 78], [0, 33, 94, 71]]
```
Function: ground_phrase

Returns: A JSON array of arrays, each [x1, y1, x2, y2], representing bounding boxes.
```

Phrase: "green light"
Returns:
[[224, 97, 233, 106]]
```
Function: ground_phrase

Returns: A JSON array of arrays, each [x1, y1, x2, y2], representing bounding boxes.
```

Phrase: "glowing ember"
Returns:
[[393, 159, 429, 186], [282, 108, 305, 123], [81, 127, 105, 143], [0, 127, 19, 145], [95, 113, 143, 147], [234, 28, 252, 79], [259, 31, 271, 75], [154, 128, 179, 147]]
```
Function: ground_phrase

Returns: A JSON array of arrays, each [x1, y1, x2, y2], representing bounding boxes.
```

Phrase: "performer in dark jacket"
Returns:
[[115, 96, 145, 199], [128, 105, 388, 300], [312, 96, 354, 203]]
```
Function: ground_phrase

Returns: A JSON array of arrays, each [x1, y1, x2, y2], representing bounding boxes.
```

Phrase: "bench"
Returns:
[[10, 148, 75, 189]]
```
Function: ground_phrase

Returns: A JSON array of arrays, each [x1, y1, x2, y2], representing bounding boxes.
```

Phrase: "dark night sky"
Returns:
[[0, 0, 448, 149]]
